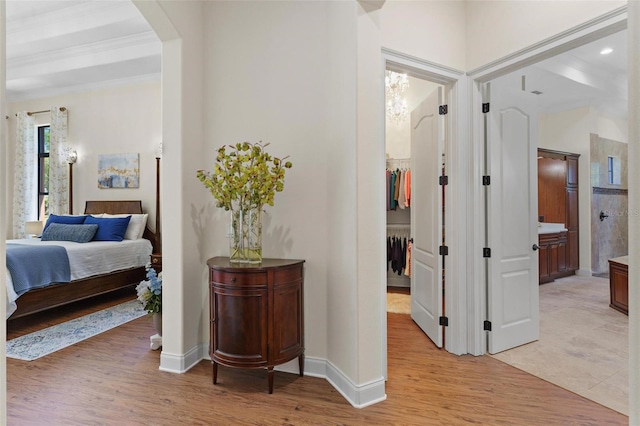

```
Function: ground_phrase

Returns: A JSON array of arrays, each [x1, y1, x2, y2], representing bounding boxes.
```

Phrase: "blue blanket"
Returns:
[[6, 242, 71, 295]]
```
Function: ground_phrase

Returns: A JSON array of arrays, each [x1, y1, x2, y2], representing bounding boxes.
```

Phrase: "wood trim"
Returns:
[[9, 267, 145, 319], [537, 147, 582, 160], [593, 187, 628, 195]]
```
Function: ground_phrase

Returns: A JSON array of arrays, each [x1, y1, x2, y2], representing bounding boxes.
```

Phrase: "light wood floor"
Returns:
[[7, 292, 628, 425]]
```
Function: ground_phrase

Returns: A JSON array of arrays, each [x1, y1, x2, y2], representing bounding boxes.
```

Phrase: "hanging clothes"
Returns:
[[385, 164, 411, 211], [404, 169, 411, 208], [386, 170, 391, 211], [404, 239, 412, 278], [397, 170, 407, 210], [386, 230, 411, 277], [389, 171, 397, 210]]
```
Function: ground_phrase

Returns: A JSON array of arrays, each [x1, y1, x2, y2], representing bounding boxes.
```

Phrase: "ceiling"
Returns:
[[525, 29, 628, 119], [5, 0, 161, 102], [4, 1, 628, 120]]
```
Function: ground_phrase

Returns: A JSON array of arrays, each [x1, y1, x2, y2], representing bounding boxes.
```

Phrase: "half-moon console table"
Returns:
[[207, 257, 305, 394]]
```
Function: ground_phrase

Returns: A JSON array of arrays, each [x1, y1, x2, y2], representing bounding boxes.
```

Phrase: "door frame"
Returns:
[[381, 48, 469, 379], [467, 6, 627, 355]]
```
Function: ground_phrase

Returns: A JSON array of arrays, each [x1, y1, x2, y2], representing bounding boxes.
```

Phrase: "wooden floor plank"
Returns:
[[6, 296, 628, 425]]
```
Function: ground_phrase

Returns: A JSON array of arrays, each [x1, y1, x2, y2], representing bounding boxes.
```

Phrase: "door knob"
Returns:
[[532, 244, 540, 251]]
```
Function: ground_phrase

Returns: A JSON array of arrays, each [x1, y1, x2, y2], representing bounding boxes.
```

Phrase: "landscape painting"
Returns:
[[98, 153, 140, 188]]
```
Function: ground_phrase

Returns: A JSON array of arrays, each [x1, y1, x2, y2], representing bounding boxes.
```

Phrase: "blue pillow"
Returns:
[[43, 214, 87, 232], [84, 215, 131, 241], [41, 223, 99, 243]]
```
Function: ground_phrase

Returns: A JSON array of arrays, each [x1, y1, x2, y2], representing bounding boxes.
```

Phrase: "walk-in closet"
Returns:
[[384, 69, 444, 322]]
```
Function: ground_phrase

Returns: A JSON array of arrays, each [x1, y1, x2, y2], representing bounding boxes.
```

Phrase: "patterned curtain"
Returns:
[[12, 112, 37, 238], [48, 106, 69, 215]]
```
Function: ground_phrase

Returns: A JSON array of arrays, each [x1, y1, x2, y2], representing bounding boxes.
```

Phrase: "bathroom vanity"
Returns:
[[608, 255, 628, 315], [537, 148, 580, 283], [538, 223, 568, 284]]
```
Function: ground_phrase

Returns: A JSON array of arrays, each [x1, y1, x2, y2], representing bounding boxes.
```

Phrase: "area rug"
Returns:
[[6, 300, 146, 361], [387, 292, 411, 314]]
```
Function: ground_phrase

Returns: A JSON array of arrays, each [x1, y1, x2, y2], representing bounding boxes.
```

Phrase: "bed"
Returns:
[[6, 200, 158, 320]]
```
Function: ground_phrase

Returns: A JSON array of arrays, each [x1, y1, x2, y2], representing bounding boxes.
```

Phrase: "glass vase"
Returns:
[[229, 208, 262, 263]]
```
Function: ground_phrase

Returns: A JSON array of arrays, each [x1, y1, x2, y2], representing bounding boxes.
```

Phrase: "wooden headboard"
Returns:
[[84, 200, 144, 215], [84, 200, 158, 252]]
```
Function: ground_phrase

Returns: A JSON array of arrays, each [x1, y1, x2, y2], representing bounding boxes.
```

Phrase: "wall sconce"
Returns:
[[67, 149, 78, 164], [67, 149, 78, 214], [25, 221, 43, 238]]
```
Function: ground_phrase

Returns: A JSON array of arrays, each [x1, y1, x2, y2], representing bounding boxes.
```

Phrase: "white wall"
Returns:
[[136, 0, 205, 367], [380, 0, 466, 71], [6, 82, 161, 238], [597, 113, 628, 143], [0, 2, 7, 423], [465, 1, 626, 71], [203, 0, 332, 365]]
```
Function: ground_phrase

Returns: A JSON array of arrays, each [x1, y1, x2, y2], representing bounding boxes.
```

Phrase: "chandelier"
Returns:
[[385, 71, 409, 125]]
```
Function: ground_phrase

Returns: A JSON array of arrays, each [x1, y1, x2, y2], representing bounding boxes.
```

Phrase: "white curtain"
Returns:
[[48, 106, 69, 215], [12, 112, 37, 239]]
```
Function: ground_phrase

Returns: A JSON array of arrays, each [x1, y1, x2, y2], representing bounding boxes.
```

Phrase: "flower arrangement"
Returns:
[[136, 265, 162, 314], [196, 141, 292, 212]]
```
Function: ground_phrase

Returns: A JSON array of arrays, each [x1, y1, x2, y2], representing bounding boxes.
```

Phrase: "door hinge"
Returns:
[[482, 176, 491, 186], [483, 247, 491, 258], [484, 320, 492, 331], [439, 175, 448, 186], [439, 245, 448, 256], [439, 104, 448, 115], [482, 102, 490, 113], [439, 316, 449, 326]]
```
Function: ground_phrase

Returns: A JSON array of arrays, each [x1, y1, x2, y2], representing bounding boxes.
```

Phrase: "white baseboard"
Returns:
[[159, 343, 205, 373], [158, 349, 386, 409], [325, 359, 387, 408]]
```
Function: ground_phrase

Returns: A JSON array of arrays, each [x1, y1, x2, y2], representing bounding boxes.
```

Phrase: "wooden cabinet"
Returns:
[[538, 231, 567, 284], [538, 148, 580, 275], [608, 256, 628, 315], [207, 257, 305, 394], [150, 253, 162, 272]]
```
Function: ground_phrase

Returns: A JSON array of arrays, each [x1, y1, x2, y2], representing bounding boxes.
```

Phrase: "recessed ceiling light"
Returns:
[[600, 47, 613, 55]]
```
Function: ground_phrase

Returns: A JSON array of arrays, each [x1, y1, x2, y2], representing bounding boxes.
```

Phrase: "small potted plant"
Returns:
[[196, 141, 292, 263], [136, 264, 163, 335]]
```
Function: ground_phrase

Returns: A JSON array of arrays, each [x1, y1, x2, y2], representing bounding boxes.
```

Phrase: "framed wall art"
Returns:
[[98, 153, 140, 188]]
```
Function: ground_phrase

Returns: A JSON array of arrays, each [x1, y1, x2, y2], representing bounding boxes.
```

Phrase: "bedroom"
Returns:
[[3, 0, 162, 319], [3, 1, 640, 424]]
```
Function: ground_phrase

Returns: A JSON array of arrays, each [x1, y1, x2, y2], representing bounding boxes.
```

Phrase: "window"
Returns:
[[38, 125, 50, 219], [608, 155, 621, 185]]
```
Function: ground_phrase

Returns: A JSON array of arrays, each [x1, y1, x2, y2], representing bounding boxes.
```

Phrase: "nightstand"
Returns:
[[150, 253, 162, 272]]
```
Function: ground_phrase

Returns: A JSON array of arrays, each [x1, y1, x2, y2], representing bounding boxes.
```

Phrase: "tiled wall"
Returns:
[[590, 134, 628, 275]]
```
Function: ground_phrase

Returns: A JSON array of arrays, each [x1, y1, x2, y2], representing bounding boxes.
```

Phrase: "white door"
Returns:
[[486, 76, 539, 354], [410, 87, 443, 347]]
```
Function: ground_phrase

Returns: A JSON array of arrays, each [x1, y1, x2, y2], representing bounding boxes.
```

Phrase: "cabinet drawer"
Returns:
[[210, 270, 267, 286], [274, 265, 303, 283]]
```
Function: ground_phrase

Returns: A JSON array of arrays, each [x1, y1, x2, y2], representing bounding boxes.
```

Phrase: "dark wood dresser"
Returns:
[[207, 257, 305, 394]]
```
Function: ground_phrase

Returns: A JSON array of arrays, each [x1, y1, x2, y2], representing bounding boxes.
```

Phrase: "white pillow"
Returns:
[[102, 213, 148, 240]]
